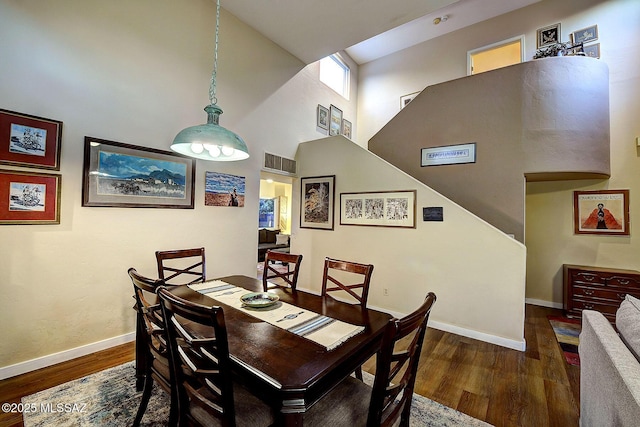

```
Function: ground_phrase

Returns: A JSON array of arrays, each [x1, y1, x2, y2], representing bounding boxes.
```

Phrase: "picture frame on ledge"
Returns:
[[342, 119, 352, 139], [300, 175, 335, 230], [537, 23, 561, 48], [571, 24, 598, 45], [329, 105, 342, 136], [316, 104, 329, 132], [573, 189, 630, 236], [0, 108, 63, 170], [82, 137, 196, 208], [0, 169, 61, 225]]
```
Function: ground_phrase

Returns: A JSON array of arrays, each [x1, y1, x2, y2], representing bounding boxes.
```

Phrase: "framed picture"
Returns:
[[0, 109, 62, 170], [583, 43, 600, 59], [573, 190, 630, 236], [537, 23, 561, 48], [400, 91, 420, 109], [421, 143, 476, 167], [82, 136, 196, 208], [300, 175, 335, 230], [329, 105, 342, 136], [316, 105, 329, 131], [205, 171, 245, 207], [342, 119, 352, 139], [0, 169, 61, 225], [340, 190, 416, 228], [571, 25, 598, 44]]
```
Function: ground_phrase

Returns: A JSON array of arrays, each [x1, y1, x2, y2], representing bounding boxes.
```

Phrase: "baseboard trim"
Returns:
[[0, 332, 135, 380], [525, 298, 563, 309], [368, 304, 526, 352]]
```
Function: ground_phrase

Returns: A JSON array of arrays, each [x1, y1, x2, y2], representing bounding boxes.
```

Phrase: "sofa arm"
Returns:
[[579, 310, 640, 427]]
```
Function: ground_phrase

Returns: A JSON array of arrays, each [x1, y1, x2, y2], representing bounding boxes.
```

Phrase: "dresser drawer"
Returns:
[[571, 271, 606, 286], [572, 298, 621, 316], [607, 275, 640, 289], [572, 285, 627, 303]]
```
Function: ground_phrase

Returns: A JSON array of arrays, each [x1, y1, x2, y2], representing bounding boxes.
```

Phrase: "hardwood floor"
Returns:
[[0, 304, 579, 427]]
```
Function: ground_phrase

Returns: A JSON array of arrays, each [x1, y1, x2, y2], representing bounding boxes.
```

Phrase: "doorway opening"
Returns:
[[467, 35, 524, 75]]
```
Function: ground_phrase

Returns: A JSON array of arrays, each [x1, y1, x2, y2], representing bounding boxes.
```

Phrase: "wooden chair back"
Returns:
[[128, 268, 176, 426], [262, 250, 303, 291], [321, 257, 374, 307], [157, 286, 236, 427], [368, 292, 437, 427], [155, 247, 205, 286]]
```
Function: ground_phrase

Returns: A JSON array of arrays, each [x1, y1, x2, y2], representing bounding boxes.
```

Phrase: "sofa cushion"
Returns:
[[275, 234, 289, 245], [616, 294, 640, 362], [265, 229, 278, 244], [259, 228, 267, 244]]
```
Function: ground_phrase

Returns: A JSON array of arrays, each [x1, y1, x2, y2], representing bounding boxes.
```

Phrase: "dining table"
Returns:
[[148, 274, 392, 426]]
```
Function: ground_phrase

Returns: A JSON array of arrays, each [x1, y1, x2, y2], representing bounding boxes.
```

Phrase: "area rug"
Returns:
[[548, 315, 581, 366], [22, 362, 491, 426]]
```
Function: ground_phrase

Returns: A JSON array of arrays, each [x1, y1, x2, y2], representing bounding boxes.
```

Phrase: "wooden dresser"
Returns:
[[563, 264, 640, 324]]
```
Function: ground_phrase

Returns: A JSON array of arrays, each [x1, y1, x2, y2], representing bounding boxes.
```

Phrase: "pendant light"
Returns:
[[170, 0, 249, 161]]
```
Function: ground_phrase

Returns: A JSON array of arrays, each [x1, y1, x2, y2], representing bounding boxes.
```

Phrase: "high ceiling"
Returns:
[[223, 0, 541, 65]]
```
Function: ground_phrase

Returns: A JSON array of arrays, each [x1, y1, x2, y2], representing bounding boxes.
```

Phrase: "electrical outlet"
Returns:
[[383, 288, 389, 296]]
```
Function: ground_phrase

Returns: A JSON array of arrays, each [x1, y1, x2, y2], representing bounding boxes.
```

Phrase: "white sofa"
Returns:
[[579, 295, 640, 427]]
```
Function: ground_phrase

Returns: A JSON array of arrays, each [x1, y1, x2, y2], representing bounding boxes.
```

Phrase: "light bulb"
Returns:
[[206, 144, 221, 157], [221, 146, 234, 156], [191, 143, 204, 154]]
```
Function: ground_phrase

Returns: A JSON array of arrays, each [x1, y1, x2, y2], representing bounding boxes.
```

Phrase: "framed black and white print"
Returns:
[[537, 23, 561, 48], [82, 137, 196, 208], [329, 105, 342, 136], [317, 104, 329, 131], [300, 175, 335, 230], [340, 190, 416, 228], [571, 25, 598, 45]]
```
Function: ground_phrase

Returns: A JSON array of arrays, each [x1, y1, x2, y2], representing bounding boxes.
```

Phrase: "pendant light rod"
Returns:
[[170, 0, 249, 162]]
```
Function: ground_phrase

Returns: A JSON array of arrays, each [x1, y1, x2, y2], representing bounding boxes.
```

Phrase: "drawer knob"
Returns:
[[584, 289, 594, 295], [584, 304, 594, 309], [618, 293, 627, 299]]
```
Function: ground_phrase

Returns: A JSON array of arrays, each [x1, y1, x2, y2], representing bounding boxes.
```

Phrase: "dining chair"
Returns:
[[128, 268, 177, 427], [262, 250, 303, 291], [304, 292, 437, 427], [321, 257, 374, 308], [322, 257, 374, 380], [155, 247, 205, 286], [157, 287, 275, 427]]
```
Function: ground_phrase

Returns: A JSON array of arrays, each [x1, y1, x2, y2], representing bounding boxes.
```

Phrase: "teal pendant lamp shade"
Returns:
[[170, 0, 249, 161], [171, 104, 249, 161]]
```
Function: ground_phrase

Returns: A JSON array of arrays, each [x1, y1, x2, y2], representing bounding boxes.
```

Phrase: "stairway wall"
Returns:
[[368, 57, 610, 243]]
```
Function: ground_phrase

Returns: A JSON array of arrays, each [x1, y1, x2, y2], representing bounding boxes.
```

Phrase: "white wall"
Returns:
[[357, 0, 640, 306], [0, 0, 357, 374], [293, 137, 527, 350]]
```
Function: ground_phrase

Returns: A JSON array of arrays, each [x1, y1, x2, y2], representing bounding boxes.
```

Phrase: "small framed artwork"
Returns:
[[329, 105, 343, 136], [421, 143, 476, 167], [0, 109, 63, 170], [205, 171, 245, 207], [300, 175, 335, 230], [571, 25, 598, 44], [82, 136, 196, 208], [0, 169, 61, 225], [400, 91, 420, 109], [342, 119, 352, 139], [316, 104, 329, 131], [537, 23, 561, 48], [340, 190, 416, 228], [573, 189, 630, 236], [583, 43, 600, 59]]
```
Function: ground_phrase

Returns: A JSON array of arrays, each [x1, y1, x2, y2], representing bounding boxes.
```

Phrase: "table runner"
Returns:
[[189, 281, 364, 350]]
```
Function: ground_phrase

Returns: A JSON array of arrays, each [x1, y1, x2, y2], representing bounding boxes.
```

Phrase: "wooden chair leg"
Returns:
[[133, 370, 154, 427], [355, 366, 363, 381]]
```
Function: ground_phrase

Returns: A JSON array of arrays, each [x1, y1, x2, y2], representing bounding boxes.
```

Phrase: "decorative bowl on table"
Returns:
[[240, 292, 279, 308]]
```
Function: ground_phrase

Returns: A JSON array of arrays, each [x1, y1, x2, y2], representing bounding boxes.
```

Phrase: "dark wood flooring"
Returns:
[[0, 304, 579, 427]]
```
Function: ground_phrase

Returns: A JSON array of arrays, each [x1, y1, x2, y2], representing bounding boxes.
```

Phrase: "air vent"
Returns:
[[263, 152, 297, 176]]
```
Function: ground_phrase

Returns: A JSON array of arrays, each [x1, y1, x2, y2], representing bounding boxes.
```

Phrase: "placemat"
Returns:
[[189, 281, 364, 350]]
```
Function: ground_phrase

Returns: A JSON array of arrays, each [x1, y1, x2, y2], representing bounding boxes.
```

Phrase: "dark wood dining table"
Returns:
[[159, 274, 392, 426]]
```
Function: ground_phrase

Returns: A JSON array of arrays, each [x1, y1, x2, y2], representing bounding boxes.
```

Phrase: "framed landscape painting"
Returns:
[[205, 171, 245, 207], [0, 109, 62, 170], [329, 105, 342, 136], [82, 137, 195, 208], [573, 189, 629, 236], [300, 175, 335, 230], [0, 169, 61, 225]]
